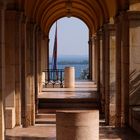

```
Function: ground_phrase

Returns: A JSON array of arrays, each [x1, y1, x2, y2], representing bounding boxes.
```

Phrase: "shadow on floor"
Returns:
[[6, 136, 56, 140], [100, 127, 140, 140]]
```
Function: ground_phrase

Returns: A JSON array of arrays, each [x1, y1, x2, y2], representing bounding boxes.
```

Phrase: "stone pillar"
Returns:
[[109, 25, 116, 126], [0, 3, 5, 140], [115, 12, 129, 127], [115, 16, 122, 127], [120, 12, 129, 126], [36, 29, 42, 93], [103, 24, 110, 125], [92, 36, 97, 82], [104, 24, 116, 125], [41, 35, 49, 88], [25, 22, 36, 126], [5, 10, 21, 128], [15, 12, 22, 127], [99, 29, 105, 113], [30, 23, 36, 125], [56, 110, 99, 140], [41, 34, 48, 71], [98, 30, 104, 113], [21, 15, 27, 127], [34, 27, 41, 114], [64, 67, 75, 88], [88, 37, 92, 80], [95, 33, 100, 93]]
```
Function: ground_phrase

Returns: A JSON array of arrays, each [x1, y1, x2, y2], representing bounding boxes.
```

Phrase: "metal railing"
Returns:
[[42, 69, 64, 88]]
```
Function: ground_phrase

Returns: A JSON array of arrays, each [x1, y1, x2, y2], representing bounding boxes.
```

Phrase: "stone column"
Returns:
[[5, 10, 21, 128], [41, 34, 48, 71], [92, 36, 97, 82], [103, 24, 110, 125], [99, 30, 105, 113], [88, 37, 92, 80], [34, 27, 41, 114], [25, 22, 36, 126], [109, 25, 116, 126], [96, 32, 100, 93], [41, 35, 49, 87], [104, 24, 116, 126], [0, 3, 5, 140], [121, 12, 129, 126], [100, 29, 105, 113], [20, 15, 27, 127], [115, 16, 122, 127], [30, 23, 36, 125], [115, 12, 129, 127], [15, 12, 22, 126], [36, 29, 42, 93]]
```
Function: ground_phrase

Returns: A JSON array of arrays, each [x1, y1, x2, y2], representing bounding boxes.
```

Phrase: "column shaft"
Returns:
[[115, 16, 122, 127], [96, 33, 100, 93], [15, 13, 22, 126], [121, 12, 129, 126], [5, 10, 21, 128], [25, 22, 36, 126], [0, 4, 5, 140], [21, 15, 27, 127], [104, 25, 110, 125]]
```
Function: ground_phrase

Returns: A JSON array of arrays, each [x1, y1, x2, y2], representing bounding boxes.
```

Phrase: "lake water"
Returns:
[[49, 63, 88, 80]]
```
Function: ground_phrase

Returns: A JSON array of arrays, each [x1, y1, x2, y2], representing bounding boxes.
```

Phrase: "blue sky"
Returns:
[[49, 17, 89, 58]]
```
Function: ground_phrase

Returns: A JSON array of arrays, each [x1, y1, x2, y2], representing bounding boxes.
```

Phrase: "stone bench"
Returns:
[[130, 107, 140, 134], [5, 107, 15, 129], [56, 110, 99, 140]]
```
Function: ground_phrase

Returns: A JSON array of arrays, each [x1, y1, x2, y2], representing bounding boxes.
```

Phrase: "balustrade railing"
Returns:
[[42, 69, 64, 88]]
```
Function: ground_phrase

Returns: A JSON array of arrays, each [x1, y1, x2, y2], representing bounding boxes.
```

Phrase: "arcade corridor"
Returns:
[[0, 0, 140, 140]]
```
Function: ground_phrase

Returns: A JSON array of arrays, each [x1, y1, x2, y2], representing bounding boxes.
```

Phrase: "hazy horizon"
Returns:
[[49, 54, 88, 63]]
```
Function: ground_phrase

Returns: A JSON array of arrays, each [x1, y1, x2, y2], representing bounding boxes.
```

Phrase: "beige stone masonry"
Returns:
[[0, 3, 5, 140], [5, 107, 15, 129], [64, 67, 75, 88], [56, 110, 99, 140]]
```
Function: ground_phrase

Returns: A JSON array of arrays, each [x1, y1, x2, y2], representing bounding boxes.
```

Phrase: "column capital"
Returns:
[[5, 11, 24, 23], [115, 11, 129, 24], [127, 11, 140, 20], [21, 15, 28, 24], [42, 34, 49, 40], [26, 21, 36, 33], [0, 2, 6, 10]]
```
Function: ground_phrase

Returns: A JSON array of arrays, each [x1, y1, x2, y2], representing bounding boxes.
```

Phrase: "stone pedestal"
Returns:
[[56, 110, 99, 140], [64, 67, 75, 88]]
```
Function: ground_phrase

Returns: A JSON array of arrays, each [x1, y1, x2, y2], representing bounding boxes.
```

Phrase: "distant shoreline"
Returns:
[[49, 61, 88, 65]]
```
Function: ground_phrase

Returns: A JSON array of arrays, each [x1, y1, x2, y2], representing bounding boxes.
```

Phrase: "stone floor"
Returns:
[[6, 124, 140, 140], [6, 81, 140, 139], [39, 81, 97, 99]]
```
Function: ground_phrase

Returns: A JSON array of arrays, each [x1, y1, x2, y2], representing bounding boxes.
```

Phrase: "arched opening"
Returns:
[[48, 17, 90, 82]]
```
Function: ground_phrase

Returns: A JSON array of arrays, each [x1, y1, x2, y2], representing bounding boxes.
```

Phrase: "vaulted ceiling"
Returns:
[[9, 0, 131, 34]]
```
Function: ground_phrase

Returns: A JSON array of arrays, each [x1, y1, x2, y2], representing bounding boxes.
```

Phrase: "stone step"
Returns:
[[38, 98, 99, 110], [35, 114, 56, 124]]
